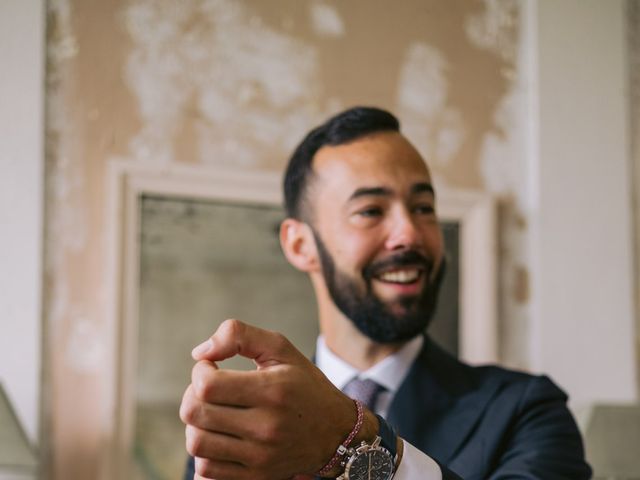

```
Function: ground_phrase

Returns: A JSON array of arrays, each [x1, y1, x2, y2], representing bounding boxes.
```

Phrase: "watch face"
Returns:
[[345, 449, 394, 480]]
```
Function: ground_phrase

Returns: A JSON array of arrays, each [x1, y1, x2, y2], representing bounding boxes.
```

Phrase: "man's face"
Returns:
[[307, 131, 445, 343]]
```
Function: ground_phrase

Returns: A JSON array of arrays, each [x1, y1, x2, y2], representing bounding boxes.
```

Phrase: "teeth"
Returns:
[[379, 269, 420, 284]]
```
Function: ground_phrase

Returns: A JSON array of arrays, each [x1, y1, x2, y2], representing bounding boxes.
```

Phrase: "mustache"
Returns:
[[362, 250, 434, 280]]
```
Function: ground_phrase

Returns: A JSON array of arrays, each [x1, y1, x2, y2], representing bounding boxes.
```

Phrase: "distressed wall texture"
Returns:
[[44, 0, 528, 478]]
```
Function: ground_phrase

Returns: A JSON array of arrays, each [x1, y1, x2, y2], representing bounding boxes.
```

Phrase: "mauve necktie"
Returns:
[[342, 377, 385, 411]]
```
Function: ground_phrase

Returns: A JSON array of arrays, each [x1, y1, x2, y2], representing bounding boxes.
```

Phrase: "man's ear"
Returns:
[[279, 218, 319, 273]]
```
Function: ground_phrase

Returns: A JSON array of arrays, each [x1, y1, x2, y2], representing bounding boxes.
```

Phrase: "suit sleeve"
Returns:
[[488, 375, 592, 480], [184, 455, 194, 480]]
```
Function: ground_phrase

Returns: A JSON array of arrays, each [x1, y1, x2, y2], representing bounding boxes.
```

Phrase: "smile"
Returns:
[[376, 268, 422, 284]]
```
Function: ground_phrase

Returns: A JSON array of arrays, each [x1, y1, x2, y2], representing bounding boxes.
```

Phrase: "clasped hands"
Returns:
[[180, 319, 377, 480]]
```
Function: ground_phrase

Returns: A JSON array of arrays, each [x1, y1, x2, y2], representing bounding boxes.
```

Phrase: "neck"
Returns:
[[311, 273, 407, 370], [318, 303, 406, 371]]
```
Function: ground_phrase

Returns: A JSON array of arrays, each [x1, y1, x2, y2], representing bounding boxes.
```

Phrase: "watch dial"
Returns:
[[347, 450, 394, 480]]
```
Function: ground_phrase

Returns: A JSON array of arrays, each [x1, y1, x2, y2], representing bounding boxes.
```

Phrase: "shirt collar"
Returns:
[[316, 335, 424, 395]]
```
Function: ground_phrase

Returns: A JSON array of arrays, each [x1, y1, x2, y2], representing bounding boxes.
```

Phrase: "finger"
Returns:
[[181, 384, 265, 437], [192, 319, 303, 367], [189, 362, 277, 406], [194, 456, 247, 480], [185, 424, 248, 464]]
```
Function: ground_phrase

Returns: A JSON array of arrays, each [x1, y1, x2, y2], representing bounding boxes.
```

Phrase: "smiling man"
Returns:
[[305, 131, 445, 349], [180, 107, 591, 480]]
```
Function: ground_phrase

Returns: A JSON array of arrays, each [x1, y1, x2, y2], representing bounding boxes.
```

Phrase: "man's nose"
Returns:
[[384, 209, 420, 251]]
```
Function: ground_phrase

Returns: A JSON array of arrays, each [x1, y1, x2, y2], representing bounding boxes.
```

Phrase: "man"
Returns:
[[180, 107, 591, 480]]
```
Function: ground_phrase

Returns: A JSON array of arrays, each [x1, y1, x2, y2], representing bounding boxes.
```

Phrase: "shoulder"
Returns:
[[415, 338, 591, 479], [468, 364, 572, 424], [420, 337, 569, 408], [473, 364, 567, 399], [420, 338, 568, 416]]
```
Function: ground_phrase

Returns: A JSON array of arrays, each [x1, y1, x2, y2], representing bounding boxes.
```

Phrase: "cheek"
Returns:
[[423, 227, 445, 258], [332, 235, 381, 273]]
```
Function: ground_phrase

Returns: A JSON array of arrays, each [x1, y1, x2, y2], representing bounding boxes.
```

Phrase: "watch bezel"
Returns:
[[340, 436, 396, 480]]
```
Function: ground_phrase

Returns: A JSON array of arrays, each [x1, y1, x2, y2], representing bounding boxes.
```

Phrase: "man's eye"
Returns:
[[358, 207, 383, 217], [414, 204, 435, 215]]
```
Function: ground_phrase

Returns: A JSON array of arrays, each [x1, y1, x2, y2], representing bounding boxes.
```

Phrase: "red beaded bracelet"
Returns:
[[316, 399, 364, 477]]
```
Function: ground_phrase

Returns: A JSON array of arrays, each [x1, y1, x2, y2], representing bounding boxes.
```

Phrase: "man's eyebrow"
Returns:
[[348, 186, 392, 201], [348, 183, 435, 201], [412, 182, 435, 196]]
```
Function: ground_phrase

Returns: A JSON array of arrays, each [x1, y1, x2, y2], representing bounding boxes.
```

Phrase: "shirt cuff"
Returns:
[[394, 439, 442, 480]]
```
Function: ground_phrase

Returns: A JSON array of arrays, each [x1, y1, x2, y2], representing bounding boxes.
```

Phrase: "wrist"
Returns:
[[335, 413, 400, 480], [317, 400, 368, 478], [319, 409, 390, 478], [352, 408, 379, 446]]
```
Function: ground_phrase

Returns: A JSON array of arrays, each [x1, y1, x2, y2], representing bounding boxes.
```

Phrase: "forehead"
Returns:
[[311, 131, 432, 197]]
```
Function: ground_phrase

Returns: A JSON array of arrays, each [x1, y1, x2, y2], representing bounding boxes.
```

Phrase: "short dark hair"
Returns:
[[283, 106, 400, 219]]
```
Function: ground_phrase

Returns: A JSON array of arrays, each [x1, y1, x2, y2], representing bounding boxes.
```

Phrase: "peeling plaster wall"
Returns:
[[43, 0, 539, 478]]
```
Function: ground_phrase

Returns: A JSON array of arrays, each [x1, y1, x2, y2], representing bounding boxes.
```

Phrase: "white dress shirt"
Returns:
[[316, 336, 442, 480]]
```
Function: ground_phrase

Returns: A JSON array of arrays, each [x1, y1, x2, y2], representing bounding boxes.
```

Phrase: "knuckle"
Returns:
[[271, 422, 286, 443], [179, 400, 201, 425], [179, 387, 194, 424], [222, 318, 243, 337], [254, 417, 278, 442], [271, 332, 291, 353], [179, 400, 192, 425], [194, 457, 214, 477], [193, 378, 212, 401], [194, 380, 211, 399], [257, 415, 288, 444], [192, 366, 217, 400], [185, 427, 205, 457]]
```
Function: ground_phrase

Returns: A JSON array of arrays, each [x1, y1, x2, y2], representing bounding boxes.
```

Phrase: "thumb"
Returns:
[[191, 319, 303, 368]]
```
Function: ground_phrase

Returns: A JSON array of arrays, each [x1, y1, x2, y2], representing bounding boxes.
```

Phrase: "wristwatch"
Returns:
[[336, 415, 398, 480]]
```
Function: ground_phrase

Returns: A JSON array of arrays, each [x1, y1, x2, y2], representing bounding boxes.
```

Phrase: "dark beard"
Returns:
[[312, 230, 445, 344]]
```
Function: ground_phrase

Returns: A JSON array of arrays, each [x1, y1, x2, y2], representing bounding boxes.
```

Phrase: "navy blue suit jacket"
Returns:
[[185, 336, 591, 479], [385, 337, 591, 479]]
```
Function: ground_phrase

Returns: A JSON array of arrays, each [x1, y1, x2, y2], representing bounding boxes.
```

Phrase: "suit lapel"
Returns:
[[386, 337, 503, 464]]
